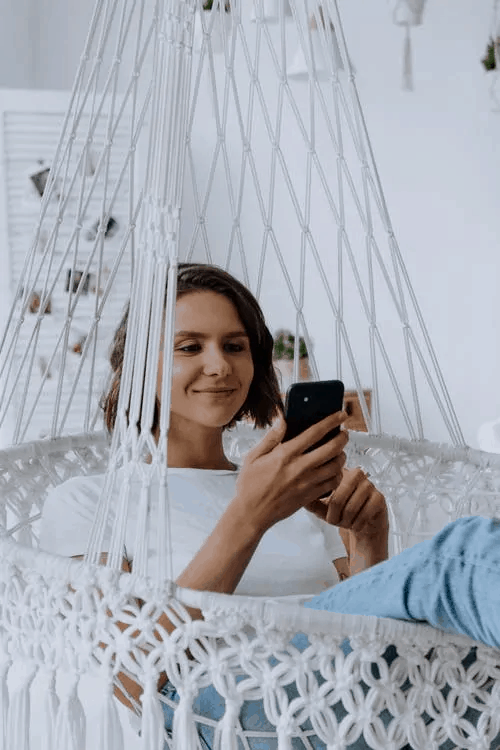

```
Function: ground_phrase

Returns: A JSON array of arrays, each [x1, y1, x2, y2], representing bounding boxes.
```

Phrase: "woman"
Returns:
[[39, 263, 500, 748]]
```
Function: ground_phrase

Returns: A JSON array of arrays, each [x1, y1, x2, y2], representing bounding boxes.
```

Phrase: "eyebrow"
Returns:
[[174, 330, 249, 339]]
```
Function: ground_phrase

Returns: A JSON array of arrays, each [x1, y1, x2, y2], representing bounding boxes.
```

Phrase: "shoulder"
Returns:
[[40, 473, 107, 556], [43, 473, 107, 516]]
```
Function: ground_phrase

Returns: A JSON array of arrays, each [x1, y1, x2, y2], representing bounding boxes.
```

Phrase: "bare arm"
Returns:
[[333, 528, 388, 580], [71, 554, 142, 711], [174, 502, 264, 596], [334, 525, 388, 579], [347, 525, 389, 576], [80, 411, 348, 710], [78, 502, 266, 710]]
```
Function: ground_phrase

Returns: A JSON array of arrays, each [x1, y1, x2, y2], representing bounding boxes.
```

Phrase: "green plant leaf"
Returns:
[[482, 39, 497, 71]]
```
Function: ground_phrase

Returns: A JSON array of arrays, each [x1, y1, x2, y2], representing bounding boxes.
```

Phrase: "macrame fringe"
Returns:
[[402, 26, 414, 90], [171, 693, 200, 750], [140, 680, 165, 750], [39, 670, 59, 750], [54, 678, 86, 750], [0, 660, 11, 750], [96, 679, 124, 750], [213, 698, 241, 750], [277, 727, 294, 750], [6, 664, 37, 750]]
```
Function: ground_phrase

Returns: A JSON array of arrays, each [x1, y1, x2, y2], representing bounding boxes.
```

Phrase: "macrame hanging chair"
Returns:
[[1, 0, 500, 749]]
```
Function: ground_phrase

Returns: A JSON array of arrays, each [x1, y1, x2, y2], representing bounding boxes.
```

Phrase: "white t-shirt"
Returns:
[[39, 465, 346, 598]]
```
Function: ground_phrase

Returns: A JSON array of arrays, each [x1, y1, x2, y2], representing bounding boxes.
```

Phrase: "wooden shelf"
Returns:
[[275, 385, 372, 433], [344, 389, 371, 432]]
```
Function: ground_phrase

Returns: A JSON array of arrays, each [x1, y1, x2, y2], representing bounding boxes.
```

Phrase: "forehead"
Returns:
[[174, 291, 247, 336]]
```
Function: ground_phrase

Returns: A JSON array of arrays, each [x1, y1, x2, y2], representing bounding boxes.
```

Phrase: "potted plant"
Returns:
[[273, 329, 310, 394], [202, 0, 230, 11], [482, 38, 500, 71]]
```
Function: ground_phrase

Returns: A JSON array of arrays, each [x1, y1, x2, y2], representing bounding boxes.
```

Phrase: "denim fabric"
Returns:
[[305, 515, 500, 648], [161, 516, 500, 749]]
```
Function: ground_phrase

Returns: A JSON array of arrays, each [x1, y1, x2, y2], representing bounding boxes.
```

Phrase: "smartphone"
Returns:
[[282, 380, 345, 454]]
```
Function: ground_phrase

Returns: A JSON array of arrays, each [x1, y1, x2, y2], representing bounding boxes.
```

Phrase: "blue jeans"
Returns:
[[161, 516, 500, 749]]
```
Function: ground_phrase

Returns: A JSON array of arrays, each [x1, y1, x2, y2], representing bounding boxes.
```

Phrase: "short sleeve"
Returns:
[[39, 474, 107, 558], [307, 512, 348, 561]]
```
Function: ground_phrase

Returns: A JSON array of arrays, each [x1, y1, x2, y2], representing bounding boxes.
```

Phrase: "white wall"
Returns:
[[34, 0, 95, 90], [342, 0, 500, 449], [1, 0, 499, 448], [0, 0, 37, 88]]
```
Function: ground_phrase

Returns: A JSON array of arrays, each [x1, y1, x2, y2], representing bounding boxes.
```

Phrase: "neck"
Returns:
[[163, 420, 236, 470]]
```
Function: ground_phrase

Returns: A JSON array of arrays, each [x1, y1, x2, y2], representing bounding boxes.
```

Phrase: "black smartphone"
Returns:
[[282, 380, 345, 454]]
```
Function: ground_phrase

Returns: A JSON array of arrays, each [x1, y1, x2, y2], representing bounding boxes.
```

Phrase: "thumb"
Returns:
[[270, 411, 287, 437], [251, 413, 287, 458], [304, 498, 329, 521]]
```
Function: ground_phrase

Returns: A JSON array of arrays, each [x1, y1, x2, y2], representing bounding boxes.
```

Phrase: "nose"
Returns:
[[202, 345, 232, 375]]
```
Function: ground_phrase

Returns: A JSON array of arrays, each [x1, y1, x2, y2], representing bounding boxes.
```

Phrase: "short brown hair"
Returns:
[[101, 262, 285, 434]]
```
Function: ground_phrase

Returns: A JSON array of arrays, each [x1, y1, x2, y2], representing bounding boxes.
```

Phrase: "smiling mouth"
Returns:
[[195, 389, 236, 395]]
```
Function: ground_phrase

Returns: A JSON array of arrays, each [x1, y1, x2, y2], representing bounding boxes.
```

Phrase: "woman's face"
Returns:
[[157, 290, 255, 431]]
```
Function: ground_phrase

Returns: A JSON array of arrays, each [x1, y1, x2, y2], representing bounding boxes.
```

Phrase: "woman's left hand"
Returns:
[[306, 467, 388, 539]]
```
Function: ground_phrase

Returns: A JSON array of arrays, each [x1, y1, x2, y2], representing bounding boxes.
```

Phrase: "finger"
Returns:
[[336, 467, 368, 498], [319, 430, 349, 467], [338, 478, 374, 529], [304, 430, 349, 476], [322, 451, 347, 490], [250, 413, 287, 459], [351, 491, 387, 535], [287, 411, 348, 458], [326, 476, 372, 528], [305, 498, 328, 522], [303, 450, 346, 511]]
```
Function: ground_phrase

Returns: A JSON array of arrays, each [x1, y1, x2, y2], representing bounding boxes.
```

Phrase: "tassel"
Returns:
[[214, 698, 241, 750], [6, 662, 37, 750], [38, 669, 59, 750], [171, 692, 199, 750], [54, 677, 86, 750], [140, 678, 165, 750], [0, 659, 11, 750], [277, 724, 294, 750], [402, 26, 414, 91], [96, 677, 124, 750]]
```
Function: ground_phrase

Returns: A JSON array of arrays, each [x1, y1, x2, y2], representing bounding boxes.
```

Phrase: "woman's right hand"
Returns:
[[233, 411, 348, 537]]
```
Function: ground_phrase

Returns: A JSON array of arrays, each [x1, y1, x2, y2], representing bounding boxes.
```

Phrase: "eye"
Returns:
[[178, 343, 245, 353]]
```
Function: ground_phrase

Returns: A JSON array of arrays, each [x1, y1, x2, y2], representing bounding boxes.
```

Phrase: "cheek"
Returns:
[[156, 354, 177, 394], [246, 359, 255, 382], [171, 362, 185, 385], [170, 362, 189, 395]]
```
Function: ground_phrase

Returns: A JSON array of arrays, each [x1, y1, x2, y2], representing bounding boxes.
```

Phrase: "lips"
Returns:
[[196, 389, 235, 394]]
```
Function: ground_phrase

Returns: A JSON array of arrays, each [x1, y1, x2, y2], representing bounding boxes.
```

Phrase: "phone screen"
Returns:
[[283, 380, 345, 453]]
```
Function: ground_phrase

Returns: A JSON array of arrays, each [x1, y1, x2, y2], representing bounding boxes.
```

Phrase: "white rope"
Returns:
[[0, 2, 492, 745], [2, 426, 500, 744]]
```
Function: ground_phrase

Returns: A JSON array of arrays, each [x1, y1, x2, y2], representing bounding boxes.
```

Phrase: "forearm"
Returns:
[[347, 525, 389, 577], [175, 503, 263, 596], [154, 502, 264, 635], [115, 504, 265, 705]]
